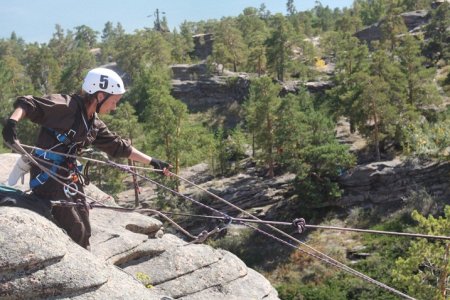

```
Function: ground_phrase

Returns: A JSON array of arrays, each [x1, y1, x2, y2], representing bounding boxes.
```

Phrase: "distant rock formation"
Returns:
[[0, 154, 279, 300], [191, 33, 214, 60], [354, 10, 429, 43], [336, 158, 450, 211], [170, 63, 332, 127]]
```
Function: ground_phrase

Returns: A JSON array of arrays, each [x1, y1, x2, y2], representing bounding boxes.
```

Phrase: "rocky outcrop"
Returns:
[[336, 158, 450, 210], [0, 154, 279, 300], [171, 64, 250, 127], [191, 33, 214, 60], [171, 64, 250, 111], [170, 63, 333, 127], [156, 160, 295, 219], [354, 10, 429, 43]]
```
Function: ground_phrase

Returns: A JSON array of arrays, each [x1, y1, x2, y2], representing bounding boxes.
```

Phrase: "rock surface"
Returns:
[[336, 158, 450, 210], [0, 207, 166, 300], [0, 153, 279, 300]]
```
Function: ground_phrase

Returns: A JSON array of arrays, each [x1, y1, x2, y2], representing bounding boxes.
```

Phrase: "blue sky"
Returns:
[[0, 0, 354, 43]]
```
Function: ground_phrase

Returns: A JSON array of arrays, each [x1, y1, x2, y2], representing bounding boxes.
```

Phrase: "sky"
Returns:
[[0, 0, 354, 43]]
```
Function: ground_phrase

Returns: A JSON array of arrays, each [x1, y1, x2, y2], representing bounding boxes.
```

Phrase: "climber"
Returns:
[[2, 67, 172, 249]]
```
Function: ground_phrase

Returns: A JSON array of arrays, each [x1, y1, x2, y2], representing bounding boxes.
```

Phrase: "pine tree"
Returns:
[[353, 73, 398, 161], [237, 7, 269, 75], [212, 18, 247, 72], [266, 13, 293, 81], [393, 206, 450, 299], [425, 1, 450, 63], [379, 6, 407, 51], [25, 44, 61, 94], [274, 92, 308, 170], [74, 25, 98, 49], [397, 35, 441, 108], [327, 33, 370, 131], [244, 77, 281, 177], [56, 46, 96, 93]]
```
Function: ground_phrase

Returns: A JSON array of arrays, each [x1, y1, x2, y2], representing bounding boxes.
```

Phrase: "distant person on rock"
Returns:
[[2, 67, 172, 249]]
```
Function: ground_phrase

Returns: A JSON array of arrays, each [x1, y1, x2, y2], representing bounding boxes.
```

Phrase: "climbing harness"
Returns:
[[9, 143, 446, 299], [28, 97, 89, 196]]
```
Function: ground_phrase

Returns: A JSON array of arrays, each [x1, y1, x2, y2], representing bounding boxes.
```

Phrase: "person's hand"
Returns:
[[2, 119, 18, 145], [150, 158, 172, 176]]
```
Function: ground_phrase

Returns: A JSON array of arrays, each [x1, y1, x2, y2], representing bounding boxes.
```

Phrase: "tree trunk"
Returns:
[[372, 101, 381, 162], [267, 114, 274, 178], [438, 243, 449, 299]]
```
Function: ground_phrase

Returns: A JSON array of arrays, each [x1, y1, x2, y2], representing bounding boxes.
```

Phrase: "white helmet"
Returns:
[[82, 67, 126, 95]]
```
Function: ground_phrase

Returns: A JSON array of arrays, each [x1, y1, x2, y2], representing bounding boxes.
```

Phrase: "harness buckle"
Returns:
[[67, 129, 77, 139], [41, 150, 50, 160]]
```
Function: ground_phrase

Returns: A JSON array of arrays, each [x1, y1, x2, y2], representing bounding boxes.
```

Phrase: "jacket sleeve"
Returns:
[[91, 118, 133, 158], [13, 95, 76, 129]]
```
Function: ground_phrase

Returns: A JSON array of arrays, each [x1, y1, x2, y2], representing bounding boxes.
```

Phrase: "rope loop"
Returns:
[[219, 216, 233, 231], [293, 218, 307, 234]]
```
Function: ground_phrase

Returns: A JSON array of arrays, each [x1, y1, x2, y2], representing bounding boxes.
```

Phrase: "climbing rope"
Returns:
[[157, 211, 450, 241], [10, 143, 427, 299], [104, 156, 419, 299], [8, 143, 230, 244]]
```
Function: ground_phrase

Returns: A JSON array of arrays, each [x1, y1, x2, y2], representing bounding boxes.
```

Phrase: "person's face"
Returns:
[[98, 94, 123, 114]]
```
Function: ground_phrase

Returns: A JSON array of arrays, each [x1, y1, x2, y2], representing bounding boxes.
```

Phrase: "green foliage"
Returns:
[[266, 14, 295, 81], [354, 0, 390, 26], [352, 73, 397, 161], [101, 102, 142, 145], [237, 8, 269, 75], [277, 276, 352, 300], [99, 21, 125, 64], [130, 66, 214, 177], [115, 30, 172, 78], [74, 25, 98, 48], [379, 7, 408, 50], [212, 18, 247, 72], [135, 272, 153, 289], [24, 44, 61, 94], [83, 151, 128, 196], [210, 125, 247, 175], [326, 33, 370, 122], [294, 110, 355, 201], [392, 206, 450, 299], [424, 2, 450, 63], [397, 35, 441, 108], [56, 46, 96, 93], [402, 118, 450, 158]]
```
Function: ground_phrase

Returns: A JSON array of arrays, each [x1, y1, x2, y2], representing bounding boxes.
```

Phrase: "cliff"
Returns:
[[0, 153, 279, 300]]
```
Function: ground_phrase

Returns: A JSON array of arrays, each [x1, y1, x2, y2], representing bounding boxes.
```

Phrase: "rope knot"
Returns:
[[292, 218, 306, 234]]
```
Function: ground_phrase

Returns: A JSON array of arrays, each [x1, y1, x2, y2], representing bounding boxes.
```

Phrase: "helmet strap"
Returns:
[[95, 93, 111, 113]]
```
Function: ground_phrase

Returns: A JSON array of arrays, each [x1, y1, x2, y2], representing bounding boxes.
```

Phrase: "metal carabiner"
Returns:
[[63, 182, 78, 198]]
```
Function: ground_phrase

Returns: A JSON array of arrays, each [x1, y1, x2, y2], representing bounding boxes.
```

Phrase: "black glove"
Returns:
[[150, 158, 171, 171], [2, 119, 18, 145]]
